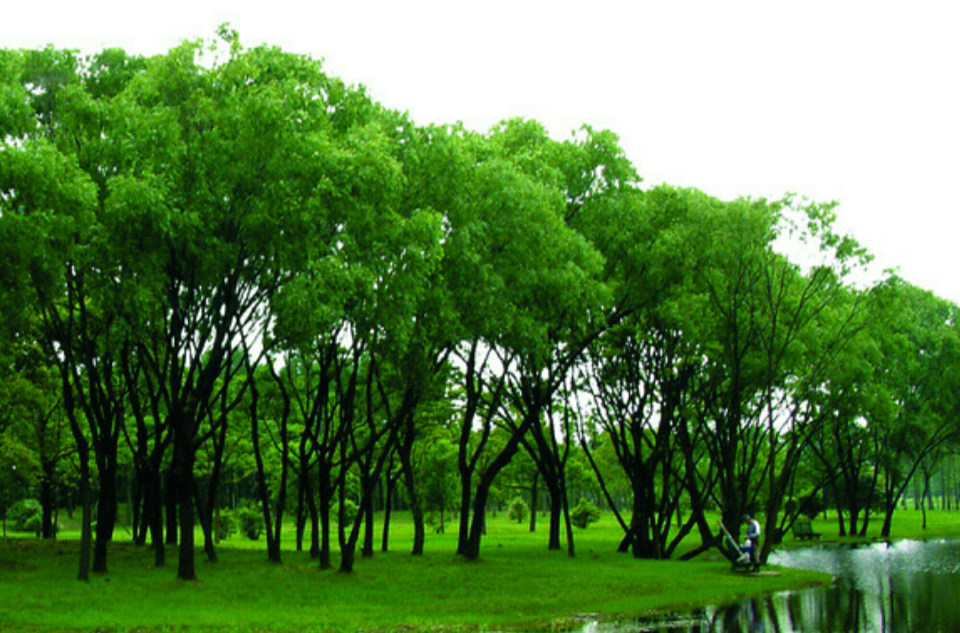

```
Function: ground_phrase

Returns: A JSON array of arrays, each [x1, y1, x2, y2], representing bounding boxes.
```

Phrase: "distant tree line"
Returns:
[[1, 30, 958, 581]]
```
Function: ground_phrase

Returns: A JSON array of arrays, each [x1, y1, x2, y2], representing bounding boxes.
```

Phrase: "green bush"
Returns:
[[215, 510, 237, 541], [507, 497, 527, 524], [341, 499, 359, 526], [7, 499, 41, 532], [571, 499, 600, 529], [798, 493, 825, 519], [236, 507, 262, 540], [23, 513, 42, 536]]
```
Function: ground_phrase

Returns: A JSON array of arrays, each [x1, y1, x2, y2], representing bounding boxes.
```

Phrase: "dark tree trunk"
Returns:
[[462, 412, 533, 560], [92, 460, 118, 573], [251, 403, 280, 565], [164, 467, 178, 546], [464, 482, 491, 560], [174, 421, 197, 581], [194, 483, 218, 564], [528, 474, 538, 533], [67, 397, 93, 581], [295, 472, 307, 552], [361, 473, 375, 559], [456, 468, 473, 556], [40, 458, 58, 540], [398, 434, 426, 555], [308, 482, 320, 559], [143, 465, 165, 567], [381, 480, 393, 553], [318, 467, 333, 569], [546, 486, 562, 550]]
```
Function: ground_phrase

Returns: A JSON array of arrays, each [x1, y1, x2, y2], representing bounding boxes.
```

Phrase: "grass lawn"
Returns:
[[2, 507, 955, 633]]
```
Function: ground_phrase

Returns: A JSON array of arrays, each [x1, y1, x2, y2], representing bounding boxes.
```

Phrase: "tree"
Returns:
[[869, 279, 960, 537]]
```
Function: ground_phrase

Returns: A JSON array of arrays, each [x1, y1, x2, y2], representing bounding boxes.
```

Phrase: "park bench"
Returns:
[[792, 520, 822, 541]]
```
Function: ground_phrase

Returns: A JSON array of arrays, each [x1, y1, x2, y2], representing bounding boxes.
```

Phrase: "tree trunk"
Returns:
[[456, 467, 473, 556], [546, 491, 562, 551], [92, 461, 118, 573], [381, 481, 393, 553], [401, 454, 426, 555], [528, 474, 538, 533], [561, 480, 574, 558], [361, 482, 375, 559], [463, 482, 491, 560], [145, 468, 165, 567], [73, 430, 93, 582], [164, 467, 178, 546], [318, 468, 333, 569], [308, 483, 320, 559], [40, 458, 58, 540], [174, 422, 197, 581], [194, 482, 218, 564]]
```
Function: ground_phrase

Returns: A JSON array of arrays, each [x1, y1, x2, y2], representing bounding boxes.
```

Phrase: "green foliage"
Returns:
[[340, 499, 359, 526], [507, 496, 528, 524], [235, 507, 262, 541], [216, 510, 238, 541], [4, 30, 960, 578], [7, 498, 41, 532], [570, 499, 601, 529]]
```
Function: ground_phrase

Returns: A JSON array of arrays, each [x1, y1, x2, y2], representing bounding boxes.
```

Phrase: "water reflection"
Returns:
[[588, 538, 960, 632]]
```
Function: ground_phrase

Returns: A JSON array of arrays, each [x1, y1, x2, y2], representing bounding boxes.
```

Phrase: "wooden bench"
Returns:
[[792, 520, 822, 541]]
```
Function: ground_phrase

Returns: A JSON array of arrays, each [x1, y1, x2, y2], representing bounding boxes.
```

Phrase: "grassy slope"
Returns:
[[2, 509, 956, 633]]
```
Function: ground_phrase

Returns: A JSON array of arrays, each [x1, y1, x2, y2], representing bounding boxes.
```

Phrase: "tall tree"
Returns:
[[105, 33, 372, 580]]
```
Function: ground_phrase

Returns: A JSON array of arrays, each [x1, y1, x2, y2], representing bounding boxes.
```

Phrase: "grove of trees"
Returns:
[[2, 30, 959, 582]]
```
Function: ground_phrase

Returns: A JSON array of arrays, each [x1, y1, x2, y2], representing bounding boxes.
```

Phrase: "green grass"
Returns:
[[779, 507, 960, 545], [7, 508, 956, 633]]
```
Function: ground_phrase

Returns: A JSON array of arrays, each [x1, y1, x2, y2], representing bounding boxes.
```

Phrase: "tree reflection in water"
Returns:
[[584, 539, 960, 632]]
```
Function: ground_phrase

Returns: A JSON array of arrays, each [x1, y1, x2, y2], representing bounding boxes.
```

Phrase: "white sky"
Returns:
[[4, 1, 959, 303]]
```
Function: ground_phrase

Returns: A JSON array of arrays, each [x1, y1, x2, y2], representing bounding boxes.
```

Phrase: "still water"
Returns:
[[585, 538, 960, 632]]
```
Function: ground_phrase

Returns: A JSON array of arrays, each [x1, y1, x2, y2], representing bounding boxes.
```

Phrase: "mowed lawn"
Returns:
[[4, 508, 955, 633]]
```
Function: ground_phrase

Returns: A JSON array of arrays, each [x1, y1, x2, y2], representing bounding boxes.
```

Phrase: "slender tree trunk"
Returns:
[[400, 450, 426, 555], [92, 461, 118, 573], [251, 410, 280, 564], [456, 468, 473, 556], [73, 429, 93, 582], [546, 487, 562, 551], [528, 474, 538, 533], [296, 473, 307, 552], [361, 478, 375, 559], [308, 483, 320, 559], [194, 482, 218, 564], [381, 479, 393, 553], [145, 466, 165, 567], [464, 482, 491, 560], [173, 417, 197, 581], [40, 458, 58, 540], [164, 467, 178, 546], [561, 479, 574, 557], [318, 469, 333, 569]]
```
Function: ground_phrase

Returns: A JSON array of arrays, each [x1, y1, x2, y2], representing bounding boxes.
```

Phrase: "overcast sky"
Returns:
[[4, 1, 959, 302]]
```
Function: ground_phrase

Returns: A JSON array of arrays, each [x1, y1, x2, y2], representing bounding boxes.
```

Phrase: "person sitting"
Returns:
[[737, 537, 754, 564]]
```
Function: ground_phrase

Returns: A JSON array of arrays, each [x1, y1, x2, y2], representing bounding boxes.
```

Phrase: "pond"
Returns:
[[585, 538, 960, 632]]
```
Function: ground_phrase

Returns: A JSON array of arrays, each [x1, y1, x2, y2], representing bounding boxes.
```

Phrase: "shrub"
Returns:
[[215, 510, 237, 541], [571, 499, 600, 529], [341, 499, 359, 526], [798, 493, 825, 519], [236, 507, 262, 540], [23, 513, 42, 536], [507, 497, 527, 524], [7, 499, 41, 532]]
